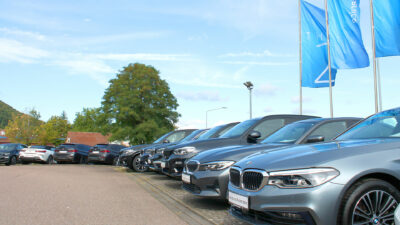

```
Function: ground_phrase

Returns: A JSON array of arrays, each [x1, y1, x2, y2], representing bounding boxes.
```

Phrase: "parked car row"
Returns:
[[125, 109, 400, 224], [3, 108, 400, 224]]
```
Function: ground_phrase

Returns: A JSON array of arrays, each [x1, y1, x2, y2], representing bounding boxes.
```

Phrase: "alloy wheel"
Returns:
[[352, 190, 398, 225], [134, 156, 147, 172]]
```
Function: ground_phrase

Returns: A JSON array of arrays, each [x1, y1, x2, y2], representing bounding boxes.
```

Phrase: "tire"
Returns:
[[46, 156, 54, 165], [338, 178, 400, 225], [6, 156, 17, 166], [131, 155, 148, 172], [112, 157, 119, 166]]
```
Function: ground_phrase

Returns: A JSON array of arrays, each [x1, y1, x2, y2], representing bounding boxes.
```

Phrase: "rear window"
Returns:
[[57, 144, 76, 149], [30, 145, 52, 150], [94, 144, 108, 148]]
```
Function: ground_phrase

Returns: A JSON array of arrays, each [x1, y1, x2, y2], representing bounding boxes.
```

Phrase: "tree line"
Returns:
[[4, 63, 180, 146]]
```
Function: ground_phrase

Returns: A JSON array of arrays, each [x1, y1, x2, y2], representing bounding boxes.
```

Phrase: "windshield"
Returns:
[[0, 144, 16, 151], [153, 131, 173, 144], [262, 121, 317, 144], [197, 125, 224, 140], [336, 108, 400, 140], [220, 118, 260, 138], [30, 145, 47, 149]]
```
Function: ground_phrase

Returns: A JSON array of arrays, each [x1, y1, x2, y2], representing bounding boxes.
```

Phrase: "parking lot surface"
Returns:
[[0, 165, 187, 225], [0, 165, 247, 225]]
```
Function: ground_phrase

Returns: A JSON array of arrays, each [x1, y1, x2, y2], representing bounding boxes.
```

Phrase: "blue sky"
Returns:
[[0, 0, 399, 129]]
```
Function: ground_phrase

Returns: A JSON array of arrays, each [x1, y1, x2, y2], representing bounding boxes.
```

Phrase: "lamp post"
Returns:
[[243, 81, 254, 119], [206, 107, 227, 128]]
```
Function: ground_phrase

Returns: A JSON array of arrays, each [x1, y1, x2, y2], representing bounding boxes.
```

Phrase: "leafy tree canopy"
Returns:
[[102, 63, 180, 144], [72, 107, 109, 133], [0, 100, 21, 128], [37, 115, 71, 146], [4, 109, 43, 145]]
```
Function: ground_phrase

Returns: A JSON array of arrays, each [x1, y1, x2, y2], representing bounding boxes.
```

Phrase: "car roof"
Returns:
[[294, 117, 362, 123]]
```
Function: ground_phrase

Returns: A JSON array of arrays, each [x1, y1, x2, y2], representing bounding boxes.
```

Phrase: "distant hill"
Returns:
[[0, 100, 21, 128]]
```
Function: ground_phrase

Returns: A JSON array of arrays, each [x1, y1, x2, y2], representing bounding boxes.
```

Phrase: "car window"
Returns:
[[252, 119, 286, 140], [217, 123, 237, 137], [153, 131, 173, 144], [165, 131, 187, 143], [262, 121, 316, 144], [220, 118, 260, 138], [308, 121, 348, 141], [0, 144, 16, 150]]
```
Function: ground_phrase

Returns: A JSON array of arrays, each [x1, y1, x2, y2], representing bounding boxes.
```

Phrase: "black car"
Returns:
[[182, 117, 361, 199], [123, 129, 197, 171], [150, 122, 239, 172], [161, 114, 319, 178], [88, 144, 126, 165], [137, 129, 209, 172], [54, 143, 92, 164], [0, 143, 27, 166]]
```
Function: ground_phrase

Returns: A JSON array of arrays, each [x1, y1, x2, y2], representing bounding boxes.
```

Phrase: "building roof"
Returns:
[[66, 132, 111, 146], [0, 129, 10, 144]]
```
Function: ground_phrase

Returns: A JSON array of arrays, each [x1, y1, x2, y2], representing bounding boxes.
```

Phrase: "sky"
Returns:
[[0, 0, 399, 129]]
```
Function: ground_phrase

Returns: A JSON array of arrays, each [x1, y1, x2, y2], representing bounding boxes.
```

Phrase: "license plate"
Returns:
[[182, 173, 191, 184], [175, 161, 182, 165], [60, 151, 67, 154], [161, 162, 166, 168], [147, 159, 151, 164], [93, 151, 99, 154], [228, 191, 249, 210]]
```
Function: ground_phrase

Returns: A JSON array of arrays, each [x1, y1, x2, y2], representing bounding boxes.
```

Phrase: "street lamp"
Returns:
[[206, 107, 227, 128], [243, 81, 254, 119]]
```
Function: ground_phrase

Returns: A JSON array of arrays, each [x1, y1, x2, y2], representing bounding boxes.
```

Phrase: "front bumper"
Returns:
[[0, 154, 10, 164], [182, 169, 229, 199], [228, 182, 344, 225], [162, 156, 188, 177], [88, 153, 108, 163], [149, 154, 163, 171]]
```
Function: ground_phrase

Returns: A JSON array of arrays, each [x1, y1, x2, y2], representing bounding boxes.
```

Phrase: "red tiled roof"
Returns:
[[66, 132, 111, 146], [0, 129, 10, 144]]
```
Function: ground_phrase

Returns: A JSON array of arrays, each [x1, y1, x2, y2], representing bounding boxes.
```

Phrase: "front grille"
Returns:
[[231, 207, 315, 225], [182, 183, 201, 194], [242, 171, 263, 191], [186, 160, 199, 172], [230, 168, 241, 187]]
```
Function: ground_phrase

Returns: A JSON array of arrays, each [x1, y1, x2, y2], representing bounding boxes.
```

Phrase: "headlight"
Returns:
[[173, 147, 197, 155], [199, 161, 235, 171], [156, 148, 165, 154], [3, 153, 10, 156], [267, 168, 339, 188]]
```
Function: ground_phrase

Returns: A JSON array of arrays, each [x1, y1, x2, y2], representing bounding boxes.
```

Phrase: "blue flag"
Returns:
[[301, 0, 337, 88], [373, 0, 400, 57], [328, 0, 370, 69]]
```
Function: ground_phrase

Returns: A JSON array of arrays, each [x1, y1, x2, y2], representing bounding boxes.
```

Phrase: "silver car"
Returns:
[[228, 107, 400, 225]]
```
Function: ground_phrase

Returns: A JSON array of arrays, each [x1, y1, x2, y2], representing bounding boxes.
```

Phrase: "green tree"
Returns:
[[37, 115, 71, 146], [4, 109, 43, 145], [72, 107, 110, 132], [0, 100, 21, 128], [101, 63, 179, 144]]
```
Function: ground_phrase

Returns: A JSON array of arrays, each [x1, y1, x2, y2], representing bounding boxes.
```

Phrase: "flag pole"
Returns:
[[298, 0, 303, 115], [324, 0, 333, 118], [377, 58, 382, 111], [369, 0, 379, 113]]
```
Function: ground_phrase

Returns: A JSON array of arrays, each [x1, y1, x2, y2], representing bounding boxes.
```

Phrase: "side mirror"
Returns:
[[247, 131, 261, 143], [163, 140, 170, 144], [306, 135, 325, 143]]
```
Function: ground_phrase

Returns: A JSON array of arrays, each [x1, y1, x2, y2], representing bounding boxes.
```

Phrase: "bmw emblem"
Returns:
[[373, 218, 380, 224]]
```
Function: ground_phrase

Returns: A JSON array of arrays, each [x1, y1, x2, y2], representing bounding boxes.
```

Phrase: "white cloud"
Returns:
[[0, 27, 46, 41], [177, 91, 228, 102], [291, 96, 312, 103], [93, 53, 191, 62], [0, 38, 49, 63], [221, 61, 296, 66], [220, 50, 295, 58], [176, 119, 205, 129], [254, 83, 279, 96]]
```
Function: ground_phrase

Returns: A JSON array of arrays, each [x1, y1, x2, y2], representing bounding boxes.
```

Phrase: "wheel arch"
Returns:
[[334, 169, 400, 223]]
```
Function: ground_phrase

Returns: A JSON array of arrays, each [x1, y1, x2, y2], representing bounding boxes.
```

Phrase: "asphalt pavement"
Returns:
[[0, 165, 187, 225]]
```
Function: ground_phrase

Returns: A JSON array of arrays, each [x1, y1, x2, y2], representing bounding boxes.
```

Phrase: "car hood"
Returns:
[[234, 139, 399, 171], [192, 143, 289, 163]]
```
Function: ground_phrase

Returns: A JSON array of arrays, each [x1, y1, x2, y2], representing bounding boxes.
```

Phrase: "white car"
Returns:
[[19, 145, 55, 164], [396, 205, 400, 225]]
